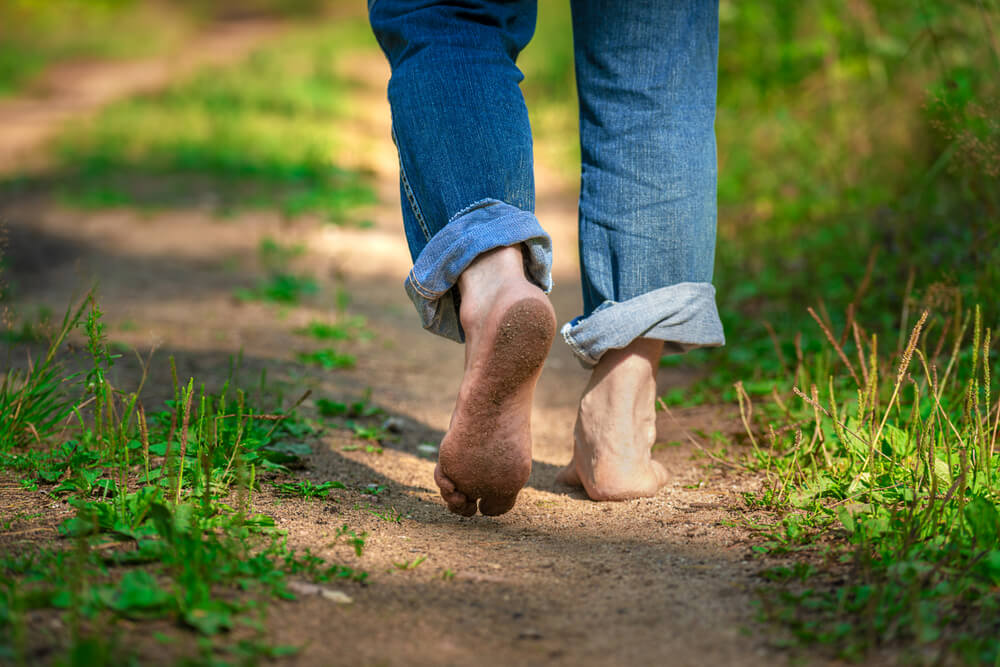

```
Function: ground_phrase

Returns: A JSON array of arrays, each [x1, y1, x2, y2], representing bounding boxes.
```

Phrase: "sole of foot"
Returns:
[[435, 294, 555, 517]]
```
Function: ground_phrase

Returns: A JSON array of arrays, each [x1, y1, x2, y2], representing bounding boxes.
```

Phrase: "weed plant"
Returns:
[[0, 293, 88, 448], [297, 348, 355, 370], [0, 293, 366, 663], [316, 389, 383, 420], [739, 303, 1000, 663], [235, 273, 320, 306], [295, 316, 374, 342], [234, 237, 320, 307], [272, 479, 344, 500]]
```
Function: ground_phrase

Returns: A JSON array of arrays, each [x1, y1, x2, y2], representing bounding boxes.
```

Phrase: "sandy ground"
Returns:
[[0, 25, 844, 667]]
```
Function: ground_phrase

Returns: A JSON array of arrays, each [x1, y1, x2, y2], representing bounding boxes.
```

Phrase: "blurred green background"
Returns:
[[521, 0, 1000, 392], [2, 0, 998, 387]]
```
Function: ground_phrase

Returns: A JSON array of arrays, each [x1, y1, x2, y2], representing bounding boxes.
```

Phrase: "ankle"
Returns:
[[457, 245, 530, 334], [585, 339, 663, 400], [457, 245, 525, 294], [595, 339, 663, 376]]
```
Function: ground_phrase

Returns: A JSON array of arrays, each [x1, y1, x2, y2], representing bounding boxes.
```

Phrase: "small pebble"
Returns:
[[381, 417, 406, 432]]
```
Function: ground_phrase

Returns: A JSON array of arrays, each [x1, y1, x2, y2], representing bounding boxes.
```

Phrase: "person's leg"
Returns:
[[557, 0, 725, 500], [370, 1, 556, 516], [558, 338, 667, 500]]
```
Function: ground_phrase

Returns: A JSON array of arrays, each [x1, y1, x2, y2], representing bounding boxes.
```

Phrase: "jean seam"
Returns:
[[447, 198, 498, 224], [392, 128, 431, 242], [400, 167, 431, 241], [406, 269, 444, 298]]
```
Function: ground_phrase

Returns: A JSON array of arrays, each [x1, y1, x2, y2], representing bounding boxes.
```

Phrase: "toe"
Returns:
[[478, 493, 518, 517], [435, 464, 478, 517], [447, 496, 479, 517]]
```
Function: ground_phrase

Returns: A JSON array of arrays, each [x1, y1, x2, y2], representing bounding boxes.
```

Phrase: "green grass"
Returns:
[[0, 293, 367, 663], [272, 479, 344, 500], [733, 305, 1000, 662], [714, 0, 999, 379], [316, 392, 383, 419], [257, 237, 306, 270], [2, 20, 378, 223], [518, 0, 579, 172], [296, 348, 355, 370], [0, 306, 54, 344], [392, 556, 426, 571], [0, 0, 346, 98], [369, 506, 404, 524], [0, 294, 88, 448], [234, 237, 322, 306], [0, 0, 196, 97], [235, 273, 320, 305], [295, 316, 374, 342]]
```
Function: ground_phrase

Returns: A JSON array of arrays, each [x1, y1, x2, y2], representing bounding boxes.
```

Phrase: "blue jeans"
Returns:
[[369, 0, 724, 368]]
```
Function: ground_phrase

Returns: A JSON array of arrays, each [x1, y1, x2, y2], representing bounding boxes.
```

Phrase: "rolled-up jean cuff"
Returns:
[[404, 198, 553, 343], [561, 282, 725, 369]]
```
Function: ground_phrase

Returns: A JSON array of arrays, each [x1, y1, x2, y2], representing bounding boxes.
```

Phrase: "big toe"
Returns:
[[478, 493, 518, 517]]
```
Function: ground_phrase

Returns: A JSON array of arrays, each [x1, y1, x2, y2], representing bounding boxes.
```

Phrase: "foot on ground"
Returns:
[[434, 246, 556, 517], [556, 338, 669, 501]]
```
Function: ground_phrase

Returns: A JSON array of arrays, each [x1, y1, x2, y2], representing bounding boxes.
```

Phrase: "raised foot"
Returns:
[[436, 292, 556, 517], [556, 338, 669, 502]]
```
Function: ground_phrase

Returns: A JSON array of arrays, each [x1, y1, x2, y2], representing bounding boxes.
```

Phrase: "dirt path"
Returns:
[[0, 30, 829, 667], [0, 18, 284, 176]]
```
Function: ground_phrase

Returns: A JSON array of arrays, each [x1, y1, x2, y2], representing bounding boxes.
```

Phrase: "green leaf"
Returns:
[[789, 473, 838, 508], [148, 502, 176, 544], [881, 423, 911, 457], [184, 601, 234, 635], [93, 478, 118, 496], [932, 458, 952, 487], [964, 495, 1000, 546], [58, 515, 97, 537], [38, 467, 64, 482], [977, 550, 1000, 586], [316, 398, 347, 416], [101, 570, 170, 616], [262, 441, 312, 460], [837, 506, 856, 535]]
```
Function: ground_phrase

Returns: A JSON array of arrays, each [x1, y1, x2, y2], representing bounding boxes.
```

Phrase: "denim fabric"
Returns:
[[404, 199, 552, 341], [370, 0, 725, 366], [370, 1, 537, 256], [562, 283, 724, 368]]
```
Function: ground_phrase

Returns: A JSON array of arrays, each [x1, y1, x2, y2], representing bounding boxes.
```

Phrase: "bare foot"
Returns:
[[556, 338, 668, 501], [434, 246, 556, 517]]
